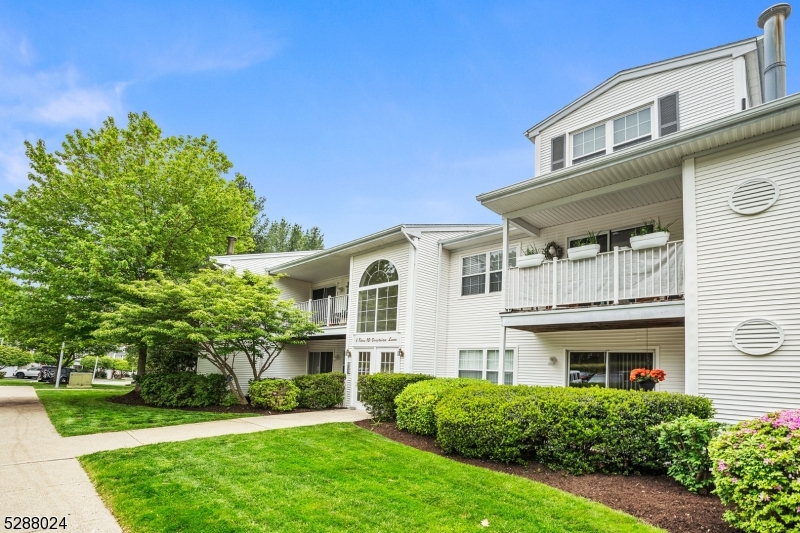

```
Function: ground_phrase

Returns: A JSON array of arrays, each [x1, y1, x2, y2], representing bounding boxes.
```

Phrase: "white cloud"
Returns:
[[32, 83, 125, 124], [0, 142, 29, 186]]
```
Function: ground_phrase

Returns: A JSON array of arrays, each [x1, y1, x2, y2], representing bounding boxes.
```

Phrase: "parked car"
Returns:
[[38, 365, 72, 384], [569, 370, 582, 384], [14, 365, 42, 379]]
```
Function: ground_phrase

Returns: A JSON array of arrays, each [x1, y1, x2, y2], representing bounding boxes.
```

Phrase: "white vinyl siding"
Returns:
[[539, 57, 734, 174], [693, 131, 800, 422], [411, 230, 474, 376]]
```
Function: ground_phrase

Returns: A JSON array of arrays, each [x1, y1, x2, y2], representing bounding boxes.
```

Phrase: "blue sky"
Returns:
[[0, 1, 795, 246]]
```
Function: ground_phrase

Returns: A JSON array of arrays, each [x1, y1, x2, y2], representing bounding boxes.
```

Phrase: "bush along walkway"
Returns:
[[0, 385, 367, 532]]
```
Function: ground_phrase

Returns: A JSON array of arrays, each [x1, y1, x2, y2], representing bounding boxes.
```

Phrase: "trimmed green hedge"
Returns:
[[137, 372, 228, 407], [249, 379, 300, 411], [655, 415, 725, 494], [435, 384, 714, 474], [396, 378, 492, 435], [357, 373, 434, 421], [292, 372, 345, 409]]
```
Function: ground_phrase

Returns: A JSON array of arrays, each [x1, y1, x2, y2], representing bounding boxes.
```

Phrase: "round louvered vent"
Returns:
[[728, 178, 780, 215], [731, 319, 784, 356]]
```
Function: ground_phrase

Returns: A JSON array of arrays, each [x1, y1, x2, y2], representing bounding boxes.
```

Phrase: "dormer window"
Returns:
[[572, 124, 606, 164], [613, 108, 651, 151]]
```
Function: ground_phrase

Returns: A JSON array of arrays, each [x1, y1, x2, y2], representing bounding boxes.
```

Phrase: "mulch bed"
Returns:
[[108, 389, 340, 415], [354, 420, 737, 533]]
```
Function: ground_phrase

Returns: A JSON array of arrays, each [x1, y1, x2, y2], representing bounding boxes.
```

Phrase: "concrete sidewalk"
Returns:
[[0, 386, 368, 532]]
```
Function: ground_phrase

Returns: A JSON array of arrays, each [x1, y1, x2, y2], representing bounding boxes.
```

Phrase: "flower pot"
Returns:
[[567, 244, 601, 261], [630, 231, 669, 251], [639, 381, 656, 391], [517, 253, 545, 268]]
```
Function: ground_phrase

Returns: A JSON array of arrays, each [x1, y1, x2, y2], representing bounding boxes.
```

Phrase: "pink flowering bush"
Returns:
[[708, 409, 800, 533]]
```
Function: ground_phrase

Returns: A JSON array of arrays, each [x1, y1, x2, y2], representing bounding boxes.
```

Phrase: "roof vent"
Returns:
[[758, 3, 791, 102], [728, 178, 780, 214], [732, 318, 785, 355]]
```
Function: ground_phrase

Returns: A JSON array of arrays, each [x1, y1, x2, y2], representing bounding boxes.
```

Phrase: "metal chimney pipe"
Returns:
[[758, 3, 792, 102], [226, 236, 237, 255]]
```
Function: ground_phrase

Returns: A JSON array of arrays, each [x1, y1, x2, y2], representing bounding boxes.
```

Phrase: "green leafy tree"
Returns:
[[0, 345, 34, 370], [237, 178, 323, 253], [0, 112, 257, 376], [97, 268, 320, 404]]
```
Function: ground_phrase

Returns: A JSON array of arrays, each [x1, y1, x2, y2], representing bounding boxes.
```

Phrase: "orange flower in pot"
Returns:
[[629, 368, 666, 391]]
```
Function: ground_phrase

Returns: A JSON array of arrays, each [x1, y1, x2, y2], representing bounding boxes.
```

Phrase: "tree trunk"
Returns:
[[136, 344, 147, 390]]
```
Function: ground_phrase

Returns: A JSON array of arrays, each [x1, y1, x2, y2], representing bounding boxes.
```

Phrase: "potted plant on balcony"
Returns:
[[567, 230, 602, 261], [629, 218, 676, 250], [629, 368, 666, 391], [517, 244, 546, 268]]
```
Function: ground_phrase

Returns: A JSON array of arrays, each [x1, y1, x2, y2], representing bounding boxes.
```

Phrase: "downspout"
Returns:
[[401, 228, 418, 373], [433, 241, 442, 378], [499, 218, 509, 384]]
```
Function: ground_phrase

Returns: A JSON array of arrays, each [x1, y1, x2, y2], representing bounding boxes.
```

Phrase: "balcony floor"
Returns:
[[501, 300, 684, 333]]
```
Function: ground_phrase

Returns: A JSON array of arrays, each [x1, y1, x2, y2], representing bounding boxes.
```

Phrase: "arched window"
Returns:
[[357, 260, 399, 333]]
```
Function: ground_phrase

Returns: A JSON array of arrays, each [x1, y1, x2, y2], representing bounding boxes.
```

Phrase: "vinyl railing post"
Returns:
[[613, 246, 619, 304], [552, 257, 558, 309], [327, 296, 334, 326]]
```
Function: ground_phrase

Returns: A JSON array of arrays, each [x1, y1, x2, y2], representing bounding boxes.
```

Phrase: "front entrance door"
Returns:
[[351, 348, 398, 409]]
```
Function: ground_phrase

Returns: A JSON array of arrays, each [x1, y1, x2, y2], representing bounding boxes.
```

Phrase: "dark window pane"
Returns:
[[608, 352, 654, 390], [462, 274, 485, 295], [569, 352, 606, 387], [489, 271, 502, 293]]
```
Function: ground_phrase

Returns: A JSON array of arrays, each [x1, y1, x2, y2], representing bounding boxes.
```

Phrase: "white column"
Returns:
[[682, 158, 699, 395], [499, 218, 509, 385], [405, 235, 418, 373], [613, 246, 619, 304]]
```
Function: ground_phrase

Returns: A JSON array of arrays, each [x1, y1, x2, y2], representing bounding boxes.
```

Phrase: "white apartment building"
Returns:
[[203, 4, 798, 422]]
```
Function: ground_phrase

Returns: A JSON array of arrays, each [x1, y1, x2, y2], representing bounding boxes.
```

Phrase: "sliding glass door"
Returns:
[[568, 351, 654, 390]]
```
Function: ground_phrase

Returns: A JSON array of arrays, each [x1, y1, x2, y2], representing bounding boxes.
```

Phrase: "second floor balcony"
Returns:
[[295, 294, 349, 329], [504, 241, 685, 332]]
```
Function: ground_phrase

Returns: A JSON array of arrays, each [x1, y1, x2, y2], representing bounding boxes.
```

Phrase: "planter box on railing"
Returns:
[[630, 231, 670, 251], [517, 253, 545, 268], [567, 244, 600, 261]]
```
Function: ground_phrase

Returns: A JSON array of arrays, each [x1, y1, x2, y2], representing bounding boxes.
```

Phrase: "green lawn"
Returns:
[[80, 423, 663, 533], [34, 388, 259, 437]]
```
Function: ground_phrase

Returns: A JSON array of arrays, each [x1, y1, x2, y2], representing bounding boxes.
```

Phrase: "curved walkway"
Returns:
[[0, 386, 368, 532]]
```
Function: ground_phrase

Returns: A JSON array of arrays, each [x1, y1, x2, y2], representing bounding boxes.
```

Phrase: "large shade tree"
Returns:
[[0, 112, 257, 375], [96, 268, 320, 403]]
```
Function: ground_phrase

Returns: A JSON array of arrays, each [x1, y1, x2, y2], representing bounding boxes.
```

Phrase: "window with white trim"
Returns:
[[461, 249, 515, 296], [572, 124, 606, 164], [568, 351, 654, 390], [613, 108, 651, 151], [458, 349, 514, 384], [357, 260, 398, 333]]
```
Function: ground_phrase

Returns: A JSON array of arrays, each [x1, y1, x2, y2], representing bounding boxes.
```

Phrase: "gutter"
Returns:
[[478, 91, 800, 209]]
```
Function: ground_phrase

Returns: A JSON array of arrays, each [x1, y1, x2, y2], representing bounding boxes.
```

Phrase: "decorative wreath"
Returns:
[[543, 241, 563, 260]]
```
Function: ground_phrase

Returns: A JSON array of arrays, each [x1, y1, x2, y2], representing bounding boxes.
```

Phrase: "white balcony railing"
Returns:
[[295, 295, 349, 327], [506, 241, 684, 310]]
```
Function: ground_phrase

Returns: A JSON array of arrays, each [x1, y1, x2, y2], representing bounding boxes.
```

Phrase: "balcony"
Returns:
[[295, 295, 348, 335], [504, 241, 685, 332]]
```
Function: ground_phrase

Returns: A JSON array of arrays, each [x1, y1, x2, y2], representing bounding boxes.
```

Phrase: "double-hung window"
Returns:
[[613, 108, 651, 151], [572, 124, 606, 164], [458, 349, 514, 385], [461, 249, 516, 296]]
